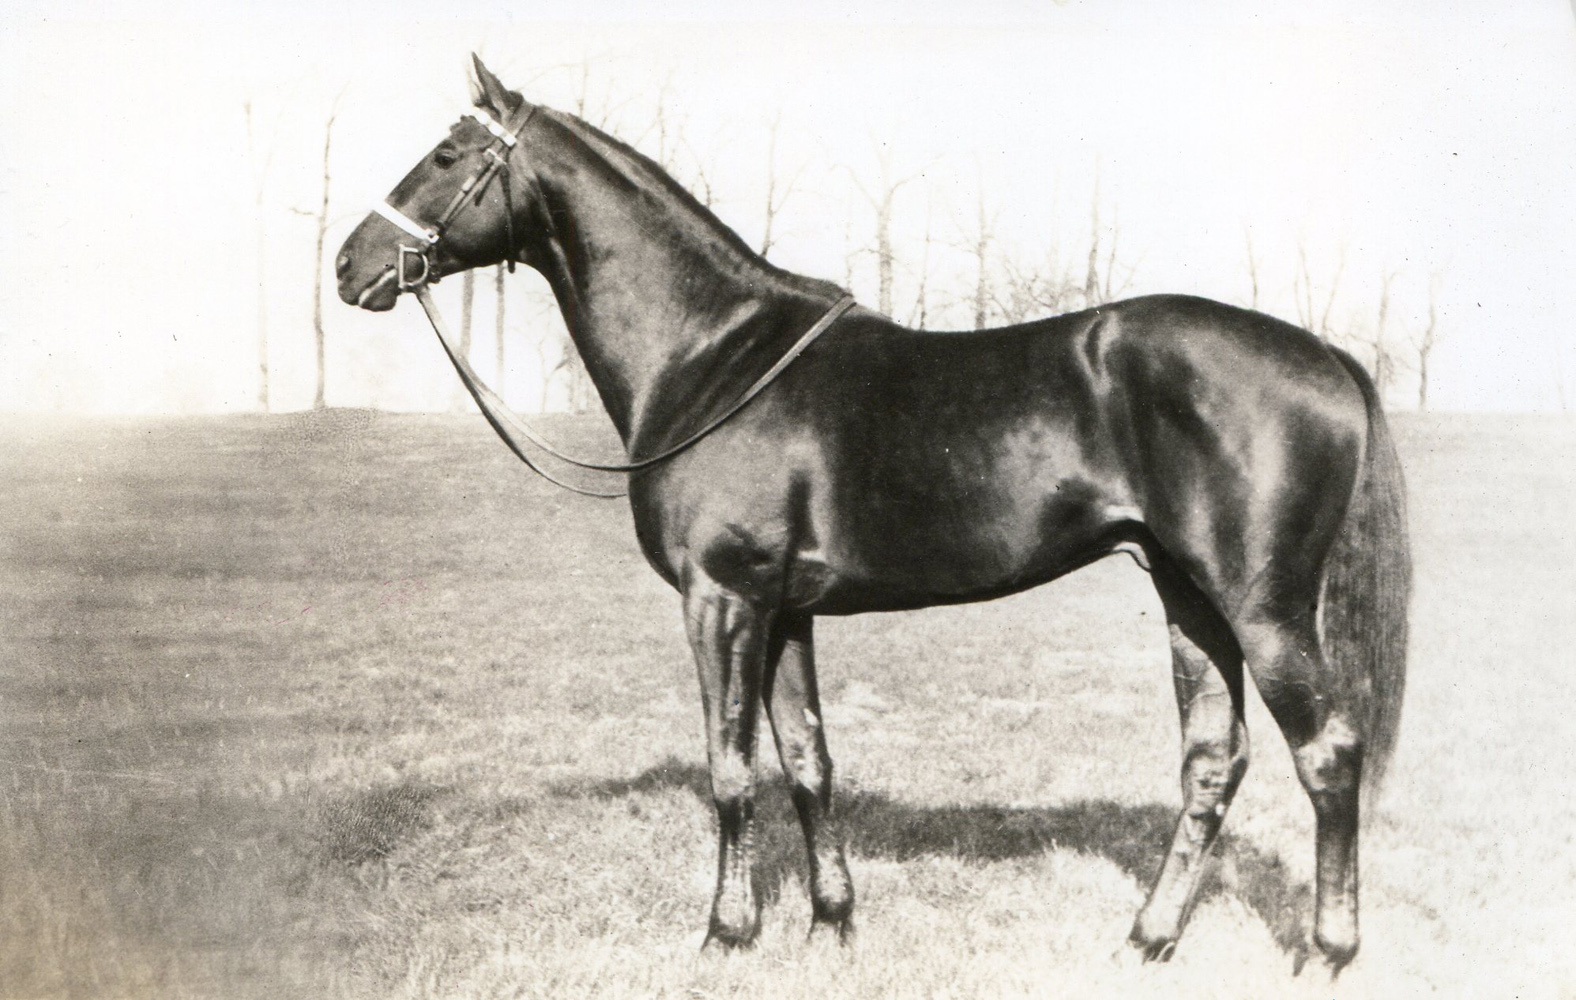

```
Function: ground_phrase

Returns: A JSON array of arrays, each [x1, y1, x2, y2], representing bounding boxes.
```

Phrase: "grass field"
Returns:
[[2, 409, 1573, 999]]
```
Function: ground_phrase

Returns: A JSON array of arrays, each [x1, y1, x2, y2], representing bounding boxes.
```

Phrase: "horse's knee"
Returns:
[[782, 740, 831, 797], [1182, 737, 1247, 816], [709, 751, 754, 808]]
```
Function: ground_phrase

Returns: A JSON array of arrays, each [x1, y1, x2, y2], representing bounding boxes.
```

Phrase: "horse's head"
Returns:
[[337, 55, 538, 312]]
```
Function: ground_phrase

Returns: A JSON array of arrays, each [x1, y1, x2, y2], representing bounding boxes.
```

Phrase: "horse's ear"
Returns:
[[470, 54, 523, 117], [466, 63, 486, 108]]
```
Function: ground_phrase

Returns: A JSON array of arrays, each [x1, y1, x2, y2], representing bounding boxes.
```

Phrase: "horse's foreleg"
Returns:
[[683, 569, 773, 949], [1129, 556, 1249, 961], [763, 613, 854, 940]]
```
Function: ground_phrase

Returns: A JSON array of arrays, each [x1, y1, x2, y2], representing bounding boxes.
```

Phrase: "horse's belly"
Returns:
[[791, 477, 1122, 614]]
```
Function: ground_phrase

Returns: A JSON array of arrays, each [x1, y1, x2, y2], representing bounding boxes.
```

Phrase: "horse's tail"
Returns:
[[1322, 349, 1412, 806]]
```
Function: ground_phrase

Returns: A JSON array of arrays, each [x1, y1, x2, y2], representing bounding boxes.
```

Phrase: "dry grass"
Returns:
[[1, 410, 1572, 998]]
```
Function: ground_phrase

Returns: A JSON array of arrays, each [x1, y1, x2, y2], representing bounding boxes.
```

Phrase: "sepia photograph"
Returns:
[[2, 1, 1574, 997]]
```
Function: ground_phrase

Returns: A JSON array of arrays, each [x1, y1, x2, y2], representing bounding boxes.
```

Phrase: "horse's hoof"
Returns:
[[1295, 935, 1357, 981], [702, 919, 761, 952], [1125, 932, 1178, 964], [809, 891, 855, 946], [808, 913, 855, 946]]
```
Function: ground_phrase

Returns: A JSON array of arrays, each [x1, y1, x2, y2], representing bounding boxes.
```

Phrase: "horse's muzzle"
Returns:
[[342, 267, 399, 311]]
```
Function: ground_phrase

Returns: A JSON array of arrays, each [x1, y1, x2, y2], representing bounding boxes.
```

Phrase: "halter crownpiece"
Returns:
[[467, 109, 518, 147]]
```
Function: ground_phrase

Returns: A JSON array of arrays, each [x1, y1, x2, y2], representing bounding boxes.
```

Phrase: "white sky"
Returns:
[[2, 0, 1574, 412]]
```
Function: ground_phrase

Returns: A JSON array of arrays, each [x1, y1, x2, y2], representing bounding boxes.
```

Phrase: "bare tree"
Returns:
[[759, 113, 807, 260], [841, 212, 858, 291], [1373, 270, 1397, 397], [529, 298, 560, 412], [244, 100, 275, 411], [907, 194, 936, 329], [570, 57, 636, 131], [623, 68, 723, 211], [681, 133, 717, 208], [1243, 229, 1260, 311], [1414, 274, 1441, 411], [993, 248, 1079, 323], [966, 187, 997, 329], [991, 254, 1046, 326], [644, 73, 679, 169], [494, 263, 507, 395], [1347, 269, 1401, 400], [1293, 245, 1316, 332], [572, 58, 596, 122], [1316, 249, 1346, 340], [1293, 241, 1347, 342], [550, 339, 597, 414], [989, 186, 1132, 327], [518, 291, 574, 412], [1072, 181, 1134, 310], [843, 144, 922, 316], [307, 101, 340, 410], [452, 270, 475, 411], [1097, 202, 1128, 305], [1084, 175, 1103, 308]]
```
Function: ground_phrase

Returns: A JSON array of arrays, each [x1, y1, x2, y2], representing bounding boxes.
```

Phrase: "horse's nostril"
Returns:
[[335, 251, 352, 278]]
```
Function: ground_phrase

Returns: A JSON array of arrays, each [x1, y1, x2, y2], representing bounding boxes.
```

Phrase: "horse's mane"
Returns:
[[541, 107, 845, 301]]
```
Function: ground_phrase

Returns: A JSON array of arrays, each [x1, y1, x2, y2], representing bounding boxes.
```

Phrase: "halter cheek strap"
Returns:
[[377, 103, 536, 290]]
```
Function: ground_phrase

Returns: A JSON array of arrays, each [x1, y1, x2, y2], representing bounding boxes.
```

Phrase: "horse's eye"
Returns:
[[434, 148, 459, 169]]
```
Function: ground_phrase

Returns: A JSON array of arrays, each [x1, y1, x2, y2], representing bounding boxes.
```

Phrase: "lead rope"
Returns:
[[415, 286, 856, 498], [415, 286, 625, 497]]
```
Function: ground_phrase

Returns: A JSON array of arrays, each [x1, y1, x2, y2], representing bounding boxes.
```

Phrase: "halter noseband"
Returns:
[[377, 105, 534, 291]]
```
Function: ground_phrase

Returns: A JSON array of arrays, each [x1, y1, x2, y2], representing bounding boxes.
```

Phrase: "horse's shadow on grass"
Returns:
[[558, 757, 1311, 955]]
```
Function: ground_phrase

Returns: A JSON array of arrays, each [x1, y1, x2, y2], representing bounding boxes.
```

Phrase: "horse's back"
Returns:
[[637, 294, 1369, 616]]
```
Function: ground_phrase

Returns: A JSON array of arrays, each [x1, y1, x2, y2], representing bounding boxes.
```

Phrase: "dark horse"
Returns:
[[336, 57, 1409, 971]]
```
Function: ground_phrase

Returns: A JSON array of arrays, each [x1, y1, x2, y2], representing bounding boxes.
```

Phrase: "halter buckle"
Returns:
[[397, 245, 432, 290]]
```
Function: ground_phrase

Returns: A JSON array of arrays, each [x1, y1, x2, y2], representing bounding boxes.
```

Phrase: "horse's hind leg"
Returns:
[[682, 568, 772, 949], [762, 613, 854, 939], [1129, 554, 1249, 961], [1234, 611, 1365, 972]]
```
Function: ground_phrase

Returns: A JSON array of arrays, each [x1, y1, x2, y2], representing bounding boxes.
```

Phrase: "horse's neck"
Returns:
[[527, 116, 798, 448]]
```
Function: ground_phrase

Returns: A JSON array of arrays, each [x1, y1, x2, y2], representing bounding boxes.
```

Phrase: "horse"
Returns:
[[335, 55, 1410, 972]]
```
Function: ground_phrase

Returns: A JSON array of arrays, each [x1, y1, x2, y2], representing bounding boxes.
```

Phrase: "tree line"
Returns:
[[247, 60, 1444, 415]]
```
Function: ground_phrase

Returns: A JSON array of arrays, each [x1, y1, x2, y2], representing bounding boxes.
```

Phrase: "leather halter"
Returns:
[[378, 105, 533, 291], [377, 103, 858, 499]]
